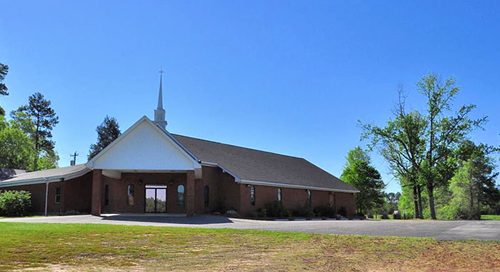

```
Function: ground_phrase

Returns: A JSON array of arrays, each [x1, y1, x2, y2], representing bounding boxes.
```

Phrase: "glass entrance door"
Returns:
[[145, 185, 167, 213]]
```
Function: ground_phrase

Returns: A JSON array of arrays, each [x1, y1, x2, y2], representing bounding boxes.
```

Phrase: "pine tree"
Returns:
[[0, 63, 10, 115], [13, 92, 59, 170], [88, 116, 121, 160]]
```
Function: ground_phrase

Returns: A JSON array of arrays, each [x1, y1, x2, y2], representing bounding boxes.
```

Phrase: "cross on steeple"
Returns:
[[154, 68, 167, 129]]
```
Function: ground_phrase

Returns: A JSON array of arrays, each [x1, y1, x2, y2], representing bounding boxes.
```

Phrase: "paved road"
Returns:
[[1, 214, 499, 241]]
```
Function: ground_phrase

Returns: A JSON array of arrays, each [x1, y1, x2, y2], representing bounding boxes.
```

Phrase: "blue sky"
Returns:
[[1, 1, 499, 193]]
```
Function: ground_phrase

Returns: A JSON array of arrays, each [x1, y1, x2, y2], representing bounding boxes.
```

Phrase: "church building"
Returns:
[[0, 76, 358, 217]]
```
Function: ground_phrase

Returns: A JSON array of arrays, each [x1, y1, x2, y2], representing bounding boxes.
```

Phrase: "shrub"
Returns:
[[264, 201, 288, 218], [0, 190, 32, 217], [337, 206, 347, 217], [291, 205, 315, 218], [381, 211, 389, 219], [314, 205, 336, 218], [256, 208, 267, 218], [393, 210, 401, 220]]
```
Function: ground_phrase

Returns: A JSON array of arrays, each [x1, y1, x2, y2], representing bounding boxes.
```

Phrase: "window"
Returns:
[[177, 185, 185, 208], [329, 192, 335, 207], [104, 185, 109, 206], [306, 189, 312, 207], [127, 184, 135, 205], [55, 187, 61, 204], [250, 185, 256, 206], [204, 185, 209, 208], [277, 188, 282, 203]]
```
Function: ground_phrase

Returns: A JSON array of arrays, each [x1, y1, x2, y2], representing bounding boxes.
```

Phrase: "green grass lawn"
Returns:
[[481, 215, 500, 220], [0, 223, 498, 271]]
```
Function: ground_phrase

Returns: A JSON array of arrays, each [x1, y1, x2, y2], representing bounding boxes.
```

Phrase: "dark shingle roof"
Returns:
[[0, 165, 90, 188], [172, 134, 358, 192]]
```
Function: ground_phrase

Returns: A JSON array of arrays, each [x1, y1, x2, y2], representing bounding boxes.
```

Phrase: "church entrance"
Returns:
[[145, 185, 167, 213]]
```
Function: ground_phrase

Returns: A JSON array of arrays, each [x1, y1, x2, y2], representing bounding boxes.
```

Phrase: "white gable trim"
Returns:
[[86, 116, 201, 171]]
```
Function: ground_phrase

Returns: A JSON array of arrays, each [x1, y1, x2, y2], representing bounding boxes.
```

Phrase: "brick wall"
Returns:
[[101, 172, 188, 214], [0, 172, 92, 215]]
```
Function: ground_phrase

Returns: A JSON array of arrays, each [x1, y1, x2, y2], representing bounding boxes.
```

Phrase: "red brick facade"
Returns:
[[2, 166, 356, 217]]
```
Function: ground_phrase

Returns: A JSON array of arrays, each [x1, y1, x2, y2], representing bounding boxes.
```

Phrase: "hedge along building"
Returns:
[[0, 75, 359, 217]]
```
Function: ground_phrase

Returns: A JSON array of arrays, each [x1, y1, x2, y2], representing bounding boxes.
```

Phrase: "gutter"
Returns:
[[238, 179, 360, 193], [0, 168, 90, 188], [199, 162, 358, 193]]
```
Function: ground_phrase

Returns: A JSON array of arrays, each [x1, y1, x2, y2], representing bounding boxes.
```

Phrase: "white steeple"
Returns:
[[154, 70, 167, 129]]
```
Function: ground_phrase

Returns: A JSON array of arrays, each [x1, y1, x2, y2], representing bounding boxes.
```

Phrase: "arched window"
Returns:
[[250, 185, 256, 206], [277, 188, 282, 203], [204, 185, 209, 208], [329, 192, 335, 207], [127, 184, 135, 205], [306, 189, 312, 207], [177, 185, 185, 208]]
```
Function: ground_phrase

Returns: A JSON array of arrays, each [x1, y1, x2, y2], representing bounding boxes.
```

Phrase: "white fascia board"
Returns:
[[238, 179, 360, 193], [0, 168, 91, 188]]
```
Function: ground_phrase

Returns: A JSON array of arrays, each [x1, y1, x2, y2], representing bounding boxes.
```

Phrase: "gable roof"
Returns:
[[86, 116, 201, 172], [0, 164, 90, 188], [173, 134, 359, 193]]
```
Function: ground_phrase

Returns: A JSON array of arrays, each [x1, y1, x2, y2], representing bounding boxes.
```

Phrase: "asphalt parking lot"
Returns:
[[1, 214, 499, 241]]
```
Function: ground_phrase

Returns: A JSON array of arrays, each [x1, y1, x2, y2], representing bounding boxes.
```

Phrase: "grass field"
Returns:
[[0, 223, 498, 271], [481, 214, 500, 220]]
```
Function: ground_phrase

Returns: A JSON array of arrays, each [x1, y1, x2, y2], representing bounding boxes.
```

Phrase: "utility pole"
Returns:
[[70, 152, 79, 166]]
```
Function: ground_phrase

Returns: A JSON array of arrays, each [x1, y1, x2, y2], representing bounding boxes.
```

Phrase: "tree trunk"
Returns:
[[412, 185, 420, 219], [417, 185, 424, 219], [427, 184, 437, 220]]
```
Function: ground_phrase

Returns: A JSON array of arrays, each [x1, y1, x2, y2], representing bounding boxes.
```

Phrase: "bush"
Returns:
[[314, 205, 336, 218], [256, 208, 267, 218], [291, 205, 315, 218], [381, 211, 389, 219], [264, 201, 288, 218], [337, 206, 347, 217], [0, 190, 31, 217], [393, 210, 401, 220]]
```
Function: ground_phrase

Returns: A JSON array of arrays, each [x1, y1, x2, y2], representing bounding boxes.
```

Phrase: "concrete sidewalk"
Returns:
[[1, 214, 499, 241]]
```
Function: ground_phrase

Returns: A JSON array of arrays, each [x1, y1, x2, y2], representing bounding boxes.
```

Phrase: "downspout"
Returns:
[[44, 178, 49, 216]]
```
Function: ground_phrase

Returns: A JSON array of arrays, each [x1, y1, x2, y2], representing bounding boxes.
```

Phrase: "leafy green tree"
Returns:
[[418, 75, 486, 219], [88, 116, 121, 160], [364, 75, 485, 219], [0, 117, 33, 170], [341, 147, 385, 215], [442, 162, 481, 219], [12, 92, 59, 170], [384, 192, 401, 214], [363, 91, 427, 218], [0, 63, 9, 115]]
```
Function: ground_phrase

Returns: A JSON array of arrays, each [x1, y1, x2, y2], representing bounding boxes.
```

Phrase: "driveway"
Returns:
[[1, 214, 499, 241]]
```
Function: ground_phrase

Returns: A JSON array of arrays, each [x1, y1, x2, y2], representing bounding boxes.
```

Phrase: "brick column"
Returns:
[[91, 169, 102, 216], [186, 170, 196, 216]]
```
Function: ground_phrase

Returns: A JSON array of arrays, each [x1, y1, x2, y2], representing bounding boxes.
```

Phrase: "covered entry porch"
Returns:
[[86, 117, 203, 216], [91, 170, 198, 216]]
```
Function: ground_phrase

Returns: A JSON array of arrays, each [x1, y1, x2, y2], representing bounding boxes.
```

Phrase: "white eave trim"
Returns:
[[0, 168, 91, 188], [238, 179, 360, 193]]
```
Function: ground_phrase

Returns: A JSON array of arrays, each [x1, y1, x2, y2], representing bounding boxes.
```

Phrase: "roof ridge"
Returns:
[[172, 133, 305, 160]]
